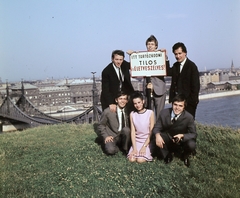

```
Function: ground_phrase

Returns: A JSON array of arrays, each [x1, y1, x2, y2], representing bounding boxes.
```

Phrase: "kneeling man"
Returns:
[[152, 94, 197, 167], [98, 91, 131, 155]]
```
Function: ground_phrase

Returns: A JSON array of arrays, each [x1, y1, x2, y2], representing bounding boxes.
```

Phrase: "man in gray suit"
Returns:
[[98, 91, 131, 155], [143, 35, 168, 120], [127, 35, 169, 120], [152, 94, 197, 167]]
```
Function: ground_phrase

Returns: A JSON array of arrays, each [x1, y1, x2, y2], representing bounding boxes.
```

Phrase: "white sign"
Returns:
[[130, 51, 166, 77]]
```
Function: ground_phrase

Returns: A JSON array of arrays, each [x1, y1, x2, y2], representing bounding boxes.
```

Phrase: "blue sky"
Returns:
[[1, 0, 239, 82]]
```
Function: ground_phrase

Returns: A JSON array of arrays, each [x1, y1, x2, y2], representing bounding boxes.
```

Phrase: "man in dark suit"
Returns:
[[152, 94, 197, 167], [167, 42, 200, 118], [98, 92, 131, 155], [100, 50, 134, 112]]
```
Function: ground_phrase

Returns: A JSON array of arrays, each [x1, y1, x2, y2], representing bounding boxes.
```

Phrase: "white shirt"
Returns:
[[171, 110, 181, 121], [112, 63, 124, 81], [117, 106, 125, 131], [179, 58, 187, 73]]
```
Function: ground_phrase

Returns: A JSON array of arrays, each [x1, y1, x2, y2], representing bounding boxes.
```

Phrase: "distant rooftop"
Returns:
[[39, 86, 69, 92], [11, 83, 38, 90], [208, 80, 240, 85], [56, 78, 95, 86]]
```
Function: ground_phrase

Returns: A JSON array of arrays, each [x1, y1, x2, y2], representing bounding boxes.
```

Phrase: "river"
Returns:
[[166, 94, 240, 129]]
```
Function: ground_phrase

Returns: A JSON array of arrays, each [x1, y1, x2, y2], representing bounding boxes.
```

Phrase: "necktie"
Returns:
[[172, 114, 178, 124], [121, 110, 125, 128], [179, 63, 183, 73], [118, 68, 122, 90], [178, 63, 181, 74]]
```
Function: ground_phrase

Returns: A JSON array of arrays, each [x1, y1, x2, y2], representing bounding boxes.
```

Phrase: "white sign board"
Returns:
[[130, 51, 166, 77]]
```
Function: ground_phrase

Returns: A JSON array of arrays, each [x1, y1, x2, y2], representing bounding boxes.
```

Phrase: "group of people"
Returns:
[[98, 35, 200, 167]]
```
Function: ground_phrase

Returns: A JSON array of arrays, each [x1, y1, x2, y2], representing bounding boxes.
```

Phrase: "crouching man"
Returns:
[[98, 91, 131, 155], [152, 94, 197, 167]]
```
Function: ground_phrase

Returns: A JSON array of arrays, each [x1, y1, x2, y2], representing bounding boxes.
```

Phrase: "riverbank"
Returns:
[[199, 90, 240, 100], [165, 90, 240, 103]]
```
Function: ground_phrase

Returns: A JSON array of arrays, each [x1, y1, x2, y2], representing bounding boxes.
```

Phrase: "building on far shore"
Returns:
[[1, 60, 239, 109], [199, 60, 240, 89], [207, 80, 240, 90], [2, 77, 144, 110]]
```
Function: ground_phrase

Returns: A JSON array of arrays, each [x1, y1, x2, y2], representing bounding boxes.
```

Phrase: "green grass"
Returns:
[[0, 123, 239, 198]]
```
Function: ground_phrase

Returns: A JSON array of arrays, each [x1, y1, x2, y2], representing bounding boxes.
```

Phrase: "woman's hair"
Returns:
[[131, 91, 144, 101], [130, 91, 145, 112]]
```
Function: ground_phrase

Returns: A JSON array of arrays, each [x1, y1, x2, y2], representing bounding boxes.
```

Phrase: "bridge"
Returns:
[[0, 78, 102, 132]]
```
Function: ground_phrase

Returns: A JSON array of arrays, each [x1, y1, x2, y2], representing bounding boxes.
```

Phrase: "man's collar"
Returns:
[[112, 63, 120, 69], [171, 110, 182, 120], [117, 106, 125, 112], [180, 57, 187, 66]]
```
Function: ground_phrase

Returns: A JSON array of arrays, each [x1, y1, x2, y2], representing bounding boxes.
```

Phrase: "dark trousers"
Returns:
[[155, 133, 196, 159], [105, 127, 131, 155], [185, 104, 197, 119]]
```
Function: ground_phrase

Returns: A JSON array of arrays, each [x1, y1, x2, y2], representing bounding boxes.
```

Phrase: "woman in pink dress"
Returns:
[[127, 91, 155, 163]]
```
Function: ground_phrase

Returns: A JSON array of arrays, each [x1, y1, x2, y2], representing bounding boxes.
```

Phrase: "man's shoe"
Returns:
[[164, 154, 173, 164], [184, 158, 190, 167], [192, 149, 197, 156]]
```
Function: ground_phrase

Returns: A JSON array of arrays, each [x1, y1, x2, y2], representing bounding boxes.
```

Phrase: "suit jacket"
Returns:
[[143, 61, 169, 96], [98, 107, 130, 140], [152, 108, 197, 142], [100, 60, 134, 110], [167, 58, 200, 107]]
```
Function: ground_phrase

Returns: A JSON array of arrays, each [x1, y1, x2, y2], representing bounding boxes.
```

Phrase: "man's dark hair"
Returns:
[[172, 42, 187, 53], [111, 50, 125, 59], [146, 35, 158, 48], [172, 94, 187, 107], [115, 91, 128, 99]]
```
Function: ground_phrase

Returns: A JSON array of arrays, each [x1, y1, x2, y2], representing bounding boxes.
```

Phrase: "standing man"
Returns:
[[100, 50, 134, 111], [144, 35, 169, 120], [98, 92, 131, 155], [167, 42, 200, 118], [152, 94, 197, 167], [127, 35, 169, 120]]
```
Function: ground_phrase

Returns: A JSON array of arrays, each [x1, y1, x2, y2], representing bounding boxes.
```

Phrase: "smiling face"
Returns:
[[146, 41, 157, 52], [172, 101, 185, 115], [133, 97, 144, 111], [112, 54, 124, 68], [173, 47, 187, 63], [115, 94, 128, 108]]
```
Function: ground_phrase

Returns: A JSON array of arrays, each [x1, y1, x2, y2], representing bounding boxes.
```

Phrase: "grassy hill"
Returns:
[[0, 123, 239, 198]]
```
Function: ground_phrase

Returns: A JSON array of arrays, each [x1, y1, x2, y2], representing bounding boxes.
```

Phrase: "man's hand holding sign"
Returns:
[[130, 50, 167, 77], [127, 35, 169, 120], [129, 50, 167, 109]]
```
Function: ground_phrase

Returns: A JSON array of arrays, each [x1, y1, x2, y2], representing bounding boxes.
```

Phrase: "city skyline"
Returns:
[[1, 1, 240, 82]]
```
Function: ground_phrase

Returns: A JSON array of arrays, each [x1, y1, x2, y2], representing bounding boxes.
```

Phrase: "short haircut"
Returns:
[[172, 94, 187, 107], [115, 91, 128, 99], [145, 35, 158, 48], [111, 50, 125, 59], [172, 42, 187, 53]]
